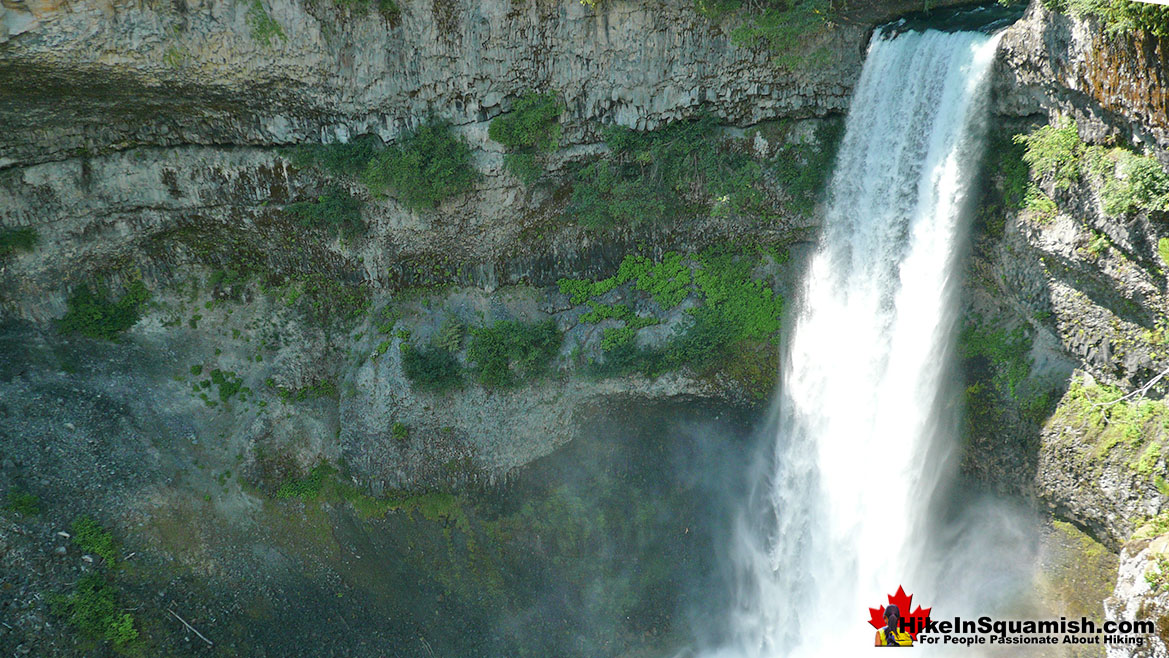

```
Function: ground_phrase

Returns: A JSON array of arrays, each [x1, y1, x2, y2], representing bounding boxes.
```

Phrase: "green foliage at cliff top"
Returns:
[[0, 227, 37, 258], [697, 0, 837, 69], [1041, 0, 1169, 37], [58, 280, 150, 341], [363, 121, 478, 211]]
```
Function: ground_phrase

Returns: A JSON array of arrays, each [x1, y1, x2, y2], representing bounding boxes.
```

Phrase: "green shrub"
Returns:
[[435, 315, 466, 352], [567, 115, 767, 229], [1014, 119, 1085, 189], [772, 118, 844, 214], [568, 160, 670, 230], [287, 189, 366, 240], [0, 227, 37, 258], [1043, 0, 1169, 36], [1101, 150, 1169, 216], [391, 421, 409, 440], [58, 280, 150, 341], [960, 324, 1032, 398], [402, 344, 465, 392], [287, 136, 383, 177], [466, 320, 561, 388], [56, 574, 139, 652], [363, 121, 478, 211], [503, 152, 543, 185], [246, 0, 286, 46], [489, 91, 564, 152], [276, 463, 335, 500], [72, 516, 119, 565], [4, 489, 40, 516], [728, 0, 835, 69]]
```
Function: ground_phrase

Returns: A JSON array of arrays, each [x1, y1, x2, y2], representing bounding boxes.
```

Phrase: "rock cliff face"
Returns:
[[974, 4, 1169, 654], [996, 4, 1169, 160], [0, 0, 870, 167]]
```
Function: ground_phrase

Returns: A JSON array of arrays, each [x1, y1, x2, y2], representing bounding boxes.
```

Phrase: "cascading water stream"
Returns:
[[711, 26, 1004, 657]]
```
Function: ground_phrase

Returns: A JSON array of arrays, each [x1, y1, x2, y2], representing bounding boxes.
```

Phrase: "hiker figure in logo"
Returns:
[[875, 604, 913, 646]]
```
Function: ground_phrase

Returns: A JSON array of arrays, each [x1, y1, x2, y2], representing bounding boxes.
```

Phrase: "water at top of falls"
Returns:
[[707, 26, 1006, 658]]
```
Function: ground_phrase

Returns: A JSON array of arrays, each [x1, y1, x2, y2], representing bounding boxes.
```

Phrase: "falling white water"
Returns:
[[711, 28, 1004, 657]]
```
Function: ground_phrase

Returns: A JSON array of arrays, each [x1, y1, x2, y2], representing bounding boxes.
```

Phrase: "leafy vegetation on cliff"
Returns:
[[466, 320, 562, 388], [287, 124, 477, 211], [52, 518, 140, 653], [696, 0, 837, 69], [1014, 118, 1169, 219], [561, 247, 785, 397], [1048, 377, 1168, 487], [489, 91, 564, 185], [0, 227, 37, 258], [567, 115, 768, 229], [364, 121, 478, 210], [401, 344, 465, 392], [1040, 0, 1169, 37], [246, 0, 286, 46], [286, 188, 366, 240], [58, 280, 150, 341]]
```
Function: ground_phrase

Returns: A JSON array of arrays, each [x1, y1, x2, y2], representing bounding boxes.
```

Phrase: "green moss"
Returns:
[[58, 280, 150, 341], [54, 574, 139, 653], [363, 121, 478, 211], [4, 489, 40, 516], [1049, 378, 1168, 467], [72, 516, 119, 565], [1158, 237, 1169, 267], [246, 0, 286, 47], [0, 227, 37, 258], [575, 246, 785, 398]]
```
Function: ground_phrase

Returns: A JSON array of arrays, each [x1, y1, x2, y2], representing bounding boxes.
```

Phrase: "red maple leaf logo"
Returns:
[[867, 585, 932, 640]]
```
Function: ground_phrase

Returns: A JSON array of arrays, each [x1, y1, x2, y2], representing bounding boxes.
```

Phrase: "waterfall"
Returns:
[[711, 27, 1004, 657]]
